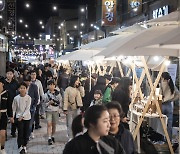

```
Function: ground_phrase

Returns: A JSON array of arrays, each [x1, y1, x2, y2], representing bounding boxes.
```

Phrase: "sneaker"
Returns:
[[35, 125, 42, 129], [30, 132, 35, 139], [51, 137, 55, 143], [23, 146, 27, 153], [19, 147, 25, 154], [0, 149, 7, 154], [48, 139, 53, 145]]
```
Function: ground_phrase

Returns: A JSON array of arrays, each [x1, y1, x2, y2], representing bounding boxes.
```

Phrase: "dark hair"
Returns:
[[96, 76, 106, 85], [94, 90, 102, 96], [47, 79, 55, 85], [72, 114, 83, 137], [116, 77, 132, 96], [19, 82, 28, 89], [104, 74, 112, 81], [162, 72, 174, 94], [6, 68, 14, 73], [84, 105, 107, 129], [106, 101, 124, 118], [23, 75, 31, 81], [30, 70, 36, 74], [69, 75, 79, 87], [110, 77, 121, 85]]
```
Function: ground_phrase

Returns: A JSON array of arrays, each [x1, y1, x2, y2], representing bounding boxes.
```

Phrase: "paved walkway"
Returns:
[[5, 115, 68, 154]]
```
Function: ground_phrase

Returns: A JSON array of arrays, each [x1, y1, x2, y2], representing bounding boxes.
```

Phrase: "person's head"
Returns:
[[69, 75, 80, 88], [19, 82, 28, 96], [161, 72, 174, 94], [72, 114, 84, 138], [104, 74, 112, 85], [6, 68, 14, 81], [37, 68, 42, 76], [23, 75, 31, 87], [118, 77, 132, 96], [84, 105, 110, 137], [109, 77, 120, 89], [0, 76, 5, 91], [106, 102, 124, 133], [30, 70, 37, 81], [96, 76, 106, 86], [23, 69, 29, 75], [44, 63, 49, 71], [47, 80, 56, 91], [94, 90, 102, 100]]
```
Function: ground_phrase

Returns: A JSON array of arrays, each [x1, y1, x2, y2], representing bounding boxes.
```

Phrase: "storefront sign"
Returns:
[[128, 0, 142, 17], [102, 0, 117, 26], [152, 5, 169, 19], [7, 0, 16, 34]]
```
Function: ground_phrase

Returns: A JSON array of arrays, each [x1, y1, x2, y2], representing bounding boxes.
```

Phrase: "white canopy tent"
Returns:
[[95, 24, 179, 58]]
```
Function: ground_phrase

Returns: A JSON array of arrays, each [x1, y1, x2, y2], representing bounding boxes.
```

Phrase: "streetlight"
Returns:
[[53, 5, 57, 11], [25, 24, 28, 28], [81, 23, 84, 27], [0, 15, 3, 19], [19, 19, 23, 23], [81, 8, 85, 12], [26, 33, 29, 36], [74, 25, 77, 29], [42, 25, 45, 29], [39, 20, 43, 25], [25, 3, 30, 8]]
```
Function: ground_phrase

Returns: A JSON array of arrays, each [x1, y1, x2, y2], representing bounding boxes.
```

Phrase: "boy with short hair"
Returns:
[[12, 82, 31, 154], [42, 80, 62, 145]]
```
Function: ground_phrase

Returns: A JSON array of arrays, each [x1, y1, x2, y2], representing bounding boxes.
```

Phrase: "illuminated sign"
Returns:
[[128, 0, 142, 16], [153, 5, 169, 19], [102, 0, 117, 26], [7, 0, 16, 34]]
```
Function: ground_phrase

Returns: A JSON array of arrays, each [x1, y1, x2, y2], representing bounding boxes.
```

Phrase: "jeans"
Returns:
[[28, 110, 36, 138], [162, 101, 173, 141], [17, 120, 30, 148], [35, 104, 40, 128], [66, 109, 80, 138]]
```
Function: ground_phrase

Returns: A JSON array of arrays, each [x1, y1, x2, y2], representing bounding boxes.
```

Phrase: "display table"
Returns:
[[129, 109, 168, 153]]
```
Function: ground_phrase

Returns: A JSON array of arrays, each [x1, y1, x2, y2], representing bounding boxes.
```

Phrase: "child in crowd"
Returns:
[[12, 82, 31, 154], [90, 90, 103, 106], [43, 80, 62, 145]]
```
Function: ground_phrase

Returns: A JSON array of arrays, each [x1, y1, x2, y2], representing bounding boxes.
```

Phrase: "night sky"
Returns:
[[16, 0, 88, 38]]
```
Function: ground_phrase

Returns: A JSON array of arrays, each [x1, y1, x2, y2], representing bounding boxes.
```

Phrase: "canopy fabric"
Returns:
[[57, 49, 102, 61], [80, 34, 129, 49], [95, 25, 179, 57], [111, 24, 145, 34], [141, 26, 180, 49]]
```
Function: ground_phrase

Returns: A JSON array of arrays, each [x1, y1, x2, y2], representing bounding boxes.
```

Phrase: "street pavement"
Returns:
[[5, 114, 68, 154]]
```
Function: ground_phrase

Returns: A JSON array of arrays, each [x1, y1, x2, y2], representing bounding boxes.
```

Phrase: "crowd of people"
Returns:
[[0, 61, 179, 154]]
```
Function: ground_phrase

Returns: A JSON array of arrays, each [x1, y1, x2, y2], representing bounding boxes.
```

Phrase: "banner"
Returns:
[[102, 0, 117, 26], [7, 0, 16, 34]]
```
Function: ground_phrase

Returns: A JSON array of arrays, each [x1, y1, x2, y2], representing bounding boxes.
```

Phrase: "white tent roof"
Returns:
[[80, 34, 130, 49], [57, 49, 102, 61], [95, 25, 179, 58]]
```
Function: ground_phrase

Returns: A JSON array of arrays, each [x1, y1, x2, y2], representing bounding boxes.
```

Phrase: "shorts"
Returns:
[[46, 111, 59, 123], [0, 113, 8, 130]]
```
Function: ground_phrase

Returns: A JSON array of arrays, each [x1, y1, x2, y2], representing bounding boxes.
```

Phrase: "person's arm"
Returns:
[[32, 85, 39, 111], [12, 97, 17, 118], [63, 88, 69, 111], [78, 86, 85, 97], [38, 81, 44, 98], [76, 90, 83, 107]]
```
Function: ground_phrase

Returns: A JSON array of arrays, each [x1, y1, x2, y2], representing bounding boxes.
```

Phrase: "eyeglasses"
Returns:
[[109, 114, 120, 119]]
